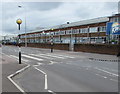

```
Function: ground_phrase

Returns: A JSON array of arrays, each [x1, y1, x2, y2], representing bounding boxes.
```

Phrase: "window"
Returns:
[[54, 31, 59, 35], [79, 29, 82, 33], [50, 32, 54, 35], [66, 30, 72, 34], [35, 34, 39, 37], [46, 32, 50, 36], [26, 35, 29, 38], [89, 27, 98, 33], [72, 29, 79, 34], [113, 17, 118, 22], [80, 28, 88, 33], [99, 26, 106, 32], [110, 17, 119, 22], [21, 35, 25, 38], [60, 31, 65, 35], [54, 37, 60, 43]]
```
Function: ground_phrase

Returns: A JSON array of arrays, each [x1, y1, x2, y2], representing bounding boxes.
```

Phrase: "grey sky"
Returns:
[[1, 1, 119, 35]]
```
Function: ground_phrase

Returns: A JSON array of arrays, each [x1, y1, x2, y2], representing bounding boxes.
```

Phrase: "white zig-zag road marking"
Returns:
[[22, 54, 43, 61], [33, 63, 55, 94], [33, 67, 47, 89], [33, 64, 47, 89], [7, 64, 30, 94]]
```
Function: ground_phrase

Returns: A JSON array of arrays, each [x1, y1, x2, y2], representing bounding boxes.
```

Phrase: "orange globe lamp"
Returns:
[[16, 19, 22, 24]]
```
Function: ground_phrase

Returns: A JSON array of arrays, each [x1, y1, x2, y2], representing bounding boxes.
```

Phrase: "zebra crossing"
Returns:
[[10, 53, 75, 63]]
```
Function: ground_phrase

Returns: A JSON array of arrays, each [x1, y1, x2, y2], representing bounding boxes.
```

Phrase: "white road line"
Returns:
[[95, 74, 107, 79], [33, 63, 43, 66], [34, 67, 48, 89], [38, 54, 65, 59], [48, 90, 56, 94], [49, 61, 58, 65], [110, 79, 118, 82], [7, 64, 30, 93], [22, 54, 43, 61], [30, 54, 52, 59], [104, 67, 118, 72], [33, 64, 55, 93], [7, 76, 25, 93], [95, 67, 118, 77], [10, 55, 29, 62], [47, 53, 75, 58]]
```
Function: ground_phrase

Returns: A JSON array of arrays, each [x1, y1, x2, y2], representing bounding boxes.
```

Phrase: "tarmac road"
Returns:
[[2, 45, 119, 93]]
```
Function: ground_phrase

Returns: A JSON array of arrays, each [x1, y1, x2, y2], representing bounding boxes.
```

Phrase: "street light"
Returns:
[[16, 18, 22, 64], [18, 5, 27, 47]]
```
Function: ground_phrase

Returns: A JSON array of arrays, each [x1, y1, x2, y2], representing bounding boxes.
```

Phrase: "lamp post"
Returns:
[[51, 29, 54, 53], [18, 5, 27, 47], [16, 19, 22, 64]]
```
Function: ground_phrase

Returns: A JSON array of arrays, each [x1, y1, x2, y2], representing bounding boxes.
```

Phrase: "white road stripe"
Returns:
[[10, 55, 29, 62], [47, 53, 75, 58], [34, 67, 48, 89], [95, 67, 118, 77], [95, 74, 107, 79], [33, 64, 55, 93], [49, 61, 58, 65], [38, 54, 65, 59], [7, 76, 25, 92], [110, 79, 118, 82], [7, 64, 30, 93], [48, 90, 56, 94], [30, 54, 52, 59], [22, 54, 43, 61]]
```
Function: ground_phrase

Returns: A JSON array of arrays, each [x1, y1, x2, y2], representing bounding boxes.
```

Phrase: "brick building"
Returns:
[[20, 13, 120, 51]]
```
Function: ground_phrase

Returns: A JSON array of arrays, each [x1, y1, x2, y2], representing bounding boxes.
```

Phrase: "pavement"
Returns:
[[1, 52, 27, 93], [1, 45, 119, 94]]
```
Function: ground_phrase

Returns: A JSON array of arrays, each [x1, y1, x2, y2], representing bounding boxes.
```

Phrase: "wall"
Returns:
[[74, 43, 119, 55], [8, 43, 119, 55], [21, 43, 69, 51]]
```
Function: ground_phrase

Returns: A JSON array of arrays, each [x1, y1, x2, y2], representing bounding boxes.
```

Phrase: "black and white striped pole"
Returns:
[[16, 19, 22, 64], [51, 29, 54, 53]]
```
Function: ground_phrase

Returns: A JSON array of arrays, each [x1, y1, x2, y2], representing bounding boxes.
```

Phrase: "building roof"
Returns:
[[24, 16, 110, 34], [50, 17, 109, 30]]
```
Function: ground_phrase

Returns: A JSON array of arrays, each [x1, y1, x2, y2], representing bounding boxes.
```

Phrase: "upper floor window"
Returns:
[[46, 32, 50, 36], [110, 17, 119, 22], [50, 32, 54, 35], [99, 26, 106, 32], [89, 27, 98, 33], [66, 29, 72, 34], [72, 29, 79, 34], [54, 31, 59, 35], [60, 31, 65, 35], [80, 28, 88, 33]]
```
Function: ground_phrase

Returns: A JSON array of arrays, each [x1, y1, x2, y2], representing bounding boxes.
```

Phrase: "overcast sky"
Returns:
[[1, 1, 119, 36]]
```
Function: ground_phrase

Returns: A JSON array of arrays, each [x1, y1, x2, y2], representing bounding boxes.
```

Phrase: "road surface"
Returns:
[[2, 46, 119, 93]]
